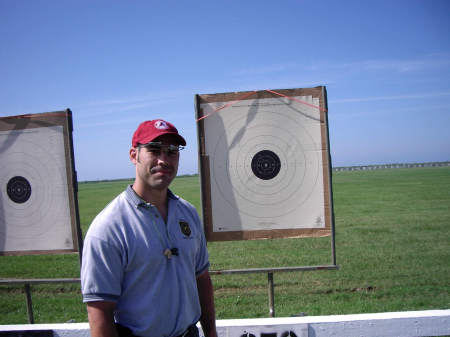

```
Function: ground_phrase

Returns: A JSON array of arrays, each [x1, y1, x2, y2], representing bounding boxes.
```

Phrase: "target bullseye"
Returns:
[[251, 150, 281, 180], [7, 176, 32, 203]]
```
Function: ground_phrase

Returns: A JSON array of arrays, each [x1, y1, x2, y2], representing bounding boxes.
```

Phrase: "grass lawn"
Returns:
[[0, 167, 449, 323]]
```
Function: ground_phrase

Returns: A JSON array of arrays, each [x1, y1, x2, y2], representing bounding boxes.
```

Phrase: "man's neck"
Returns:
[[132, 182, 169, 222]]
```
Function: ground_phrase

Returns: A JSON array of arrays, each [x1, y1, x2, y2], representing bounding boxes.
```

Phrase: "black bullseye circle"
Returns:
[[7, 176, 32, 204], [251, 150, 281, 180]]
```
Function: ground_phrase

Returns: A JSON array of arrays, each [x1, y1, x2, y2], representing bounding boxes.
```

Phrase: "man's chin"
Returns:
[[150, 175, 174, 189]]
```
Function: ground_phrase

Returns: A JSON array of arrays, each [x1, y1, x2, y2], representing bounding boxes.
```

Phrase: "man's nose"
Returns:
[[157, 150, 171, 162]]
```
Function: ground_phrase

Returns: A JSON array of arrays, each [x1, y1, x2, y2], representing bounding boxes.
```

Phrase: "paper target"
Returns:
[[196, 87, 333, 241], [0, 111, 80, 255]]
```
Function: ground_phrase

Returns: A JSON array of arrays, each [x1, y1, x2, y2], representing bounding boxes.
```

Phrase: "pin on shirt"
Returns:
[[164, 248, 179, 259]]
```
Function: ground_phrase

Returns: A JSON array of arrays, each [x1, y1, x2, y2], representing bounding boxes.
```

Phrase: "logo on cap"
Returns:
[[154, 120, 169, 130]]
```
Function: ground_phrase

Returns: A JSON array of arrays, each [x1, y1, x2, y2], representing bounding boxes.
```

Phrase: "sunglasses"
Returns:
[[139, 142, 184, 156]]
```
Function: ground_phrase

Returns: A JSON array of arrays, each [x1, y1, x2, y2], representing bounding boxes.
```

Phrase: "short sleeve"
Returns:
[[191, 208, 210, 275], [81, 235, 125, 303]]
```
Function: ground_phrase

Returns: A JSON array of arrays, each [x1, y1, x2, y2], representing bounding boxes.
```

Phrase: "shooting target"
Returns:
[[0, 111, 80, 255], [196, 87, 333, 241]]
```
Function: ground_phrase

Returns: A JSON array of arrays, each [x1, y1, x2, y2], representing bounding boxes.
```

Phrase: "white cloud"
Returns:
[[330, 91, 450, 104], [306, 53, 450, 74]]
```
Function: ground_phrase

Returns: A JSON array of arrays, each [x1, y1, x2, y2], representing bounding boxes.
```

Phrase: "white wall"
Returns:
[[1, 310, 449, 337]]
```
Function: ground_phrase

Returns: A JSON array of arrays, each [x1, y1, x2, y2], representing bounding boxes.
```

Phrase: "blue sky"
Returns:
[[1, 0, 449, 181]]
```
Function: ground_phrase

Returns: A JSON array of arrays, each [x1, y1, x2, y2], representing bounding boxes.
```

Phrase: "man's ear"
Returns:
[[130, 147, 138, 164]]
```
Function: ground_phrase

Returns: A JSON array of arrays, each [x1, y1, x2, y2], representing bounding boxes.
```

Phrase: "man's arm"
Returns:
[[86, 301, 118, 337], [196, 270, 218, 337]]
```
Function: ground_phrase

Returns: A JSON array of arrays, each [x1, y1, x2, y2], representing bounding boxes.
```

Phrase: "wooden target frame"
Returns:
[[0, 109, 82, 256], [195, 87, 335, 242]]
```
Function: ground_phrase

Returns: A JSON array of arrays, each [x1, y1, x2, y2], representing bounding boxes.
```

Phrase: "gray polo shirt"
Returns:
[[81, 185, 210, 337]]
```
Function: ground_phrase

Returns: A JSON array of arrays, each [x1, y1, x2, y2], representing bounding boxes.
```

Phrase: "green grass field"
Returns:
[[1, 167, 449, 324]]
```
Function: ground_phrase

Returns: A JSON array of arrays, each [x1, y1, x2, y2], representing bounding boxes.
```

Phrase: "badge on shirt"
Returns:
[[179, 220, 191, 237]]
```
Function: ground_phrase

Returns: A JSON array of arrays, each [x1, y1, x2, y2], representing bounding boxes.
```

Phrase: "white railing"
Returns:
[[1, 310, 449, 337]]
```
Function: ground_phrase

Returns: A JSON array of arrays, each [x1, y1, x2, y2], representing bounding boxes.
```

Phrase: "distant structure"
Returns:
[[332, 161, 450, 172]]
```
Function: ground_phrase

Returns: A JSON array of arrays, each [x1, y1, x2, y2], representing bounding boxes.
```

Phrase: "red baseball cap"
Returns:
[[132, 119, 186, 147]]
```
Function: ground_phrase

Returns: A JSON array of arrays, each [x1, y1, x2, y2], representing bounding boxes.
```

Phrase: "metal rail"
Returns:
[[0, 265, 338, 323], [0, 278, 80, 324], [209, 265, 338, 317], [0, 278, 80, 285]]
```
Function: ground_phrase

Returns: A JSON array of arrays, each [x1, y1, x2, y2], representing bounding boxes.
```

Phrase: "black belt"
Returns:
[[178, 324, 199, 337], [115, 323, 199, 337]]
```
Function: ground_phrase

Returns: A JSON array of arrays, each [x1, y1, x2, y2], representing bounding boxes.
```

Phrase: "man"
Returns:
[[81, 119, 217, 337]]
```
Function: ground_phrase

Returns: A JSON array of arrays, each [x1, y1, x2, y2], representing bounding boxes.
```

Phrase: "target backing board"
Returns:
[[196, 87, 334, 241], [0, 110, 81, 255]]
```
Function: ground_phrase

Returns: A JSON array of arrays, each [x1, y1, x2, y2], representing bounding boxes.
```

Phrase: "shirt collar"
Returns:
[[125, 185, 179, 208]]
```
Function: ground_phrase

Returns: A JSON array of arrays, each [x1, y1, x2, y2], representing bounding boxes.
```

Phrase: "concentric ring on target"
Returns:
[[211, 109, 321, 218], [7, 176, 32, 203], [0, 132, 68, 239]]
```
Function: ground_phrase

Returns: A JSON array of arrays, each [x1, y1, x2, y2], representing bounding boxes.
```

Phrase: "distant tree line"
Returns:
[[79, 162, 449, 183]]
